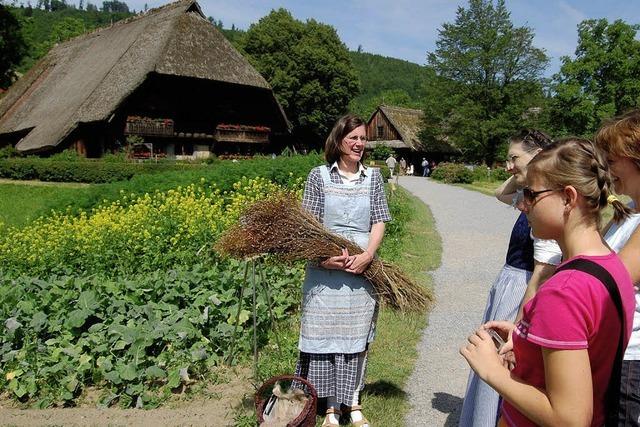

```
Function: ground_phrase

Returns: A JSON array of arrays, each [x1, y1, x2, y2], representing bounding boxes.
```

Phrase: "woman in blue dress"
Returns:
[[294, 114, 392, 427], [459, 130, 560, 427]]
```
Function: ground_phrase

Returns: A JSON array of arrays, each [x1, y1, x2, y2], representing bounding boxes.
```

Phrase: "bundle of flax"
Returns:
[[216, 193, 431, 312]]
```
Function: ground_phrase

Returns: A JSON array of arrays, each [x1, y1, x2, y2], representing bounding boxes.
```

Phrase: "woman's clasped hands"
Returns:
[[460, 321, 516, 382], [320, 248, 373, 274]]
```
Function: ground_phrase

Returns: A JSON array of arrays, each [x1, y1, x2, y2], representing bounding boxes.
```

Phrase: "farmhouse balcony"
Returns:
[[214, 124, 270, 144]]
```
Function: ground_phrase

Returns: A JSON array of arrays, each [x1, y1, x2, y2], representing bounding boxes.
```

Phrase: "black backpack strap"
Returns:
[[555, 258, 625, 427]]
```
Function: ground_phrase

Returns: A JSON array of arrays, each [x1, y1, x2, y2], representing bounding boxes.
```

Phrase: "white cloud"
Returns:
[[558, 1, 587, 25]]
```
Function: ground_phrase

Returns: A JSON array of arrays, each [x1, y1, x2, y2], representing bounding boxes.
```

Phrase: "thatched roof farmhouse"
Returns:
[[366, 105, 457, 155], [0, 0, 289, 158]]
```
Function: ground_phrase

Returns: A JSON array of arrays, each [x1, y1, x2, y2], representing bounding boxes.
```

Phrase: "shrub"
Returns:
[[490, 167, 511, 181], [430, 162, 473, 183], [0, 146, 21, 159], [48, 149, 86, 162], [0, 159, 135, 183], [370, 145, 394, 160]]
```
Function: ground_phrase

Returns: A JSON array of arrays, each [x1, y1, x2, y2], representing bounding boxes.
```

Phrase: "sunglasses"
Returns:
[[522, 187, 560, 206]]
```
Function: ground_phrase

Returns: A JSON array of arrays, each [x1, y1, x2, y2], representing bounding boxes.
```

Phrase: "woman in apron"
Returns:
[[294, 114, 392, 427]]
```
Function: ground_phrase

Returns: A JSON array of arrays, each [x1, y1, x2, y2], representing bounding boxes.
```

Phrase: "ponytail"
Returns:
[[606, 194, 633, 224]]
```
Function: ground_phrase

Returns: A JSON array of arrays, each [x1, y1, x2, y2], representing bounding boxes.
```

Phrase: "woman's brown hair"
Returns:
[[324, 114, 366, 164], [527, 137, 631, 226], [594, 109, 640, 170], [509, 129, 554, 151]]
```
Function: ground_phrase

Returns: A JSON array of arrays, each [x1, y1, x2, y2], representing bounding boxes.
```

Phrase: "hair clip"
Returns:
[[607, 195, 619, 204]]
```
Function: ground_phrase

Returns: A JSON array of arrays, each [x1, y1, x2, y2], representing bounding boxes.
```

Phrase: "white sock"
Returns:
[[326, 396, 340, 424], [326, 412, 340, 424]]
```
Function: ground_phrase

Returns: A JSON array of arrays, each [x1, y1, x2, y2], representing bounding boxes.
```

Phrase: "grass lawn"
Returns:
[[236, 187, 442, 426], [0, 182, 91, 228], [457, 180, 501, 197]]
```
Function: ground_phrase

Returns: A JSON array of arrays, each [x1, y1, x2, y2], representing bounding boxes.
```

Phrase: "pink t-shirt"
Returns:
[[502, 253, 635, 427]]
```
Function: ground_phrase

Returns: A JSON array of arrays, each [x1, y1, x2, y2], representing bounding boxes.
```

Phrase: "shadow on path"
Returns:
[[432, 392, 463, 427]]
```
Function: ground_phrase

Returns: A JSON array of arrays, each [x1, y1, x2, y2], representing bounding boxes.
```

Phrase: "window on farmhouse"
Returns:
[[377, 125, 384, 139]]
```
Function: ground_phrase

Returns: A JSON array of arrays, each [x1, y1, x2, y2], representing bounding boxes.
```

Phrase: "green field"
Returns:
[[0, 181, 90, 228]]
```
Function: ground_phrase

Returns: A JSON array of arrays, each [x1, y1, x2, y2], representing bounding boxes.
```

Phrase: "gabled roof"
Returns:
[[367, 104, 458, 153], [376, 105, 423, 150], [0, 0, 287, 152]]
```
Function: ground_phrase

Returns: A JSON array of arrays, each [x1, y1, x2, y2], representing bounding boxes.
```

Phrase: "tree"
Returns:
[[350, 88, 419, 119], [549, 19, 640, 137], [30, 16, 86, 59], [50, 0, 68, 11], [240, 9, 359, 145], [423, 0, 548, 163], [101, 0, 128, 13], [0, 4, 27, 89]]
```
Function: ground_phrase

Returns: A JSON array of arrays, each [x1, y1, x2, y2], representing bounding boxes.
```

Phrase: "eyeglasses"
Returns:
[[521, 129, 552, 147], [345, 135, 368, 144], [522, 187, 560, 207], [506, 148, 539, 166]]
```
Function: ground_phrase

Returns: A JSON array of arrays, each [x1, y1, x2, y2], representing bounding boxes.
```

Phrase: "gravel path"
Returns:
[[398, 176, 519, 427]]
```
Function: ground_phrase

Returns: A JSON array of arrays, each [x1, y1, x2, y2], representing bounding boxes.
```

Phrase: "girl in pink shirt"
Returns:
[[461, 138, 635, 426]]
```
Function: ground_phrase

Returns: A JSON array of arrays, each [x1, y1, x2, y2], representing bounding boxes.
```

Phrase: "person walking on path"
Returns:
[[295, 114, 391, 427], [459, 130, 560, 427], [398, 176, 520, 426], [399, 157, 407, 175], [422, 158, 430, 177], [385, 154, 397, 177]]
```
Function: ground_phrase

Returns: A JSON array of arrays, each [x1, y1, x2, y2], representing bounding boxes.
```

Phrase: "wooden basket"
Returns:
[[255, 375, 318, 427]]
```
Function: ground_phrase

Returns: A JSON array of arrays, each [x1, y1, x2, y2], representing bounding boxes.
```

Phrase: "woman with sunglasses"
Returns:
[[460, 130, 560, 427], [594, 110, 640, 425], [294, 114, 391, 427], [462, 138, 635, 426]]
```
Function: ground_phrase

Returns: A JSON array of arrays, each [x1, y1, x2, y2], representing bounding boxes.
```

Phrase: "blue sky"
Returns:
[[125, 0, 640, 76]]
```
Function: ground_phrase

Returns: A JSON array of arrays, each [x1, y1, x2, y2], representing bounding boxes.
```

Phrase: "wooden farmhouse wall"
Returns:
[[366, 110, 400, 141]]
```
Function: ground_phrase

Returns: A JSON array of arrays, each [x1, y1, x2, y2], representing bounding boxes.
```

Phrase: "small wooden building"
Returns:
[[366, 105, 458, 165], [0, 0, 289, 159]]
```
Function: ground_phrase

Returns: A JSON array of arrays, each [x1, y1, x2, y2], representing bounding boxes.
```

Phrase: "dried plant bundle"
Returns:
[[216, 193, 432, 311]]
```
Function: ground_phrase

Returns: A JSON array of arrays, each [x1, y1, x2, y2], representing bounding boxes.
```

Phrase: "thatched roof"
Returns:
[[366, 140, 410, 149], [366, 104, 458, 154], [0, 0, 287, 153]]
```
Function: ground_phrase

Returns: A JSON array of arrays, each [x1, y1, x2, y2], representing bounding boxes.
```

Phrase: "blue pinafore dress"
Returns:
[[299, 165, 377, 354], [295, 165, 378, 405]]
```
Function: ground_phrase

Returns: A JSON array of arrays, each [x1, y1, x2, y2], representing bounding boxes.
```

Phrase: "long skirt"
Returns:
[[459, 264, 532, 427]]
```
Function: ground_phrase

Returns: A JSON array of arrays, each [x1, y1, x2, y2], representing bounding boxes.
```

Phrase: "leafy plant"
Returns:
[[370, 145, 395, 161], [430, 162, 473, 183], [0, 261, 303, 408]]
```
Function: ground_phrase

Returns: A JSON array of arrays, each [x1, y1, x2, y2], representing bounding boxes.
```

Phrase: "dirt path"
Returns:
[[398, 177, 519, 427], [0, 367, 251, 426]]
